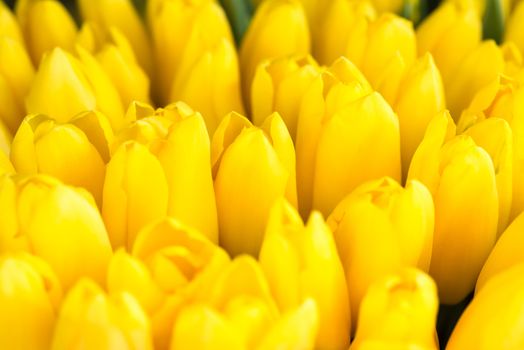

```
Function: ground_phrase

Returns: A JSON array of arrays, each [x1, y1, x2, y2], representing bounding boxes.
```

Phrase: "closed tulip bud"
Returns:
[[251, 55, 321, 140], [26, 47, 125, 129], [350, 268, 439, 350], [392, 53, 446, 177], [447, 262, 524, 349], [15, 0, 77, 65], [212, 112, 296, 256], [169, 37, 245, 136], [505, 1, 524, 57], [0, 2, 24, 43], [315, 0, 376, 66], [327, 177, 434, 329], [458, 115, 513, 234], [259, 198, 350, 349], [78, 0, 152, 75], [416, 0, 481, 83], [10, 112, 111, 206], [0, 36, 34, 134], [476, 212, 524, 292], [407, 111, 498, 304], [150, 0, 233, 106], [240, 0, 310, 105], [51, 278, 153, 350], [445, 40, 505, 119], [0, 253, 62, 350], [132, 218, 230, 349], [0, 175, 112, 289]]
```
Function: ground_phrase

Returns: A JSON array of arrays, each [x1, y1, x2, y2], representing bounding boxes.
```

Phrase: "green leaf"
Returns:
[[219, 0, 254, 45], [483, 0, 505, 43]]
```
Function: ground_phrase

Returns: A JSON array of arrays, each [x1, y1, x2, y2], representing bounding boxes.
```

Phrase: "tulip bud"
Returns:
[[212, 112, 296, 256], [0, 2, 24, 44], [505, 1, 524, 57], [416, 0, 482, 83], [259, 198, 350, 349], [0, 253, 62, 350], [407, 111, 498, 304], [0, 36, 34, 134], [0, 174, 112, 290], [132, 217, 230, 348], [51, 278, 153, 350], [251, 55, 321, 140], [15, 0, 77, 65], [476, 211, 524, 292], [10, 112, 112, 206], [447, 262, 524, 349], [78, 0, 152, 75], [169, 37, 245, 136], [391, 53, 446, 177], [240, 0, 310, 105], [26, 47, 125, 130], [150, 0, 233, 106], [316, 0, 375, 66], [327, 177, 434, 329], [445, 40, 505, 119], [350, 268, 439, 350]]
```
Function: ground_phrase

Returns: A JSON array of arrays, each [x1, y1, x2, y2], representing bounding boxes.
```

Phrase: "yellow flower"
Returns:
[[0, 253, 62, 350], [259, 198, 350, 349], [446, 262, 524, 349], [296, 57, 400, 218], [26, 47, 125, 130], [251, 55, 321, 140], [0, 175, 113, 290], [416, 0, 481, 83], [240, 0, 310, 105], [0, 1, 24, 44], [15, 0, 77, 65], [0, 120, 11, 156], [10, 111, 113, 206], [0, 151, 13, 176], [212, 112, 296, 256], [350, 268, 439, 350], [476, 211, 524, 292], [505, 0, 524, 57], [78, 0, 152, 75], [327, 177, 434, 330], [0, 36, 34, 134], [131, 218, 230, 349], [112, 102, 219, 243], [149, 0, 233, 106], [51, 278, 154, 350], [407, 111, 498, 304]]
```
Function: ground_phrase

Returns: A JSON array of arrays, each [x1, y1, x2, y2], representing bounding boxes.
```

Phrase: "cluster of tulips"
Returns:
[[1, 0, 524, 348]]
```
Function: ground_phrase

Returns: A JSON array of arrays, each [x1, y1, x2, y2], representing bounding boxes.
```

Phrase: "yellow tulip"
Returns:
[[26, 47, 125, 130], [15, 0, 77, 65], [447, 262, 524, 349], [0, 253, 61, 350], [169, 37, 245, 136], [0, 36, 34, 134], [251, 55, 321, 140], [240, 0, 310, 105], [390, 53, 446, 178], [407, 111, 498, 304], [10, 112, 112, 206], [0, 151, 13, 176], [315, 0, 376, 66], [350, 268, 439, 350], [149, 0, 233, 106], [212, 112, 296, 256], [78, 0, 152, 75], [416, 0, 481, 83], [327, 177, 434, 329], [457, 115, 513, 235], [505, 1, 524, 57], [51, 278, 154, 350], [0, 1, 24, 44], [445, 40, 505, 119], [77, 24, 151, 108], [0, 119, 11, 155], [0, 174, 112, 290], [476, 212, 524, 292], [259, 198, 350, 349], [132, 218, 230, 349]]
